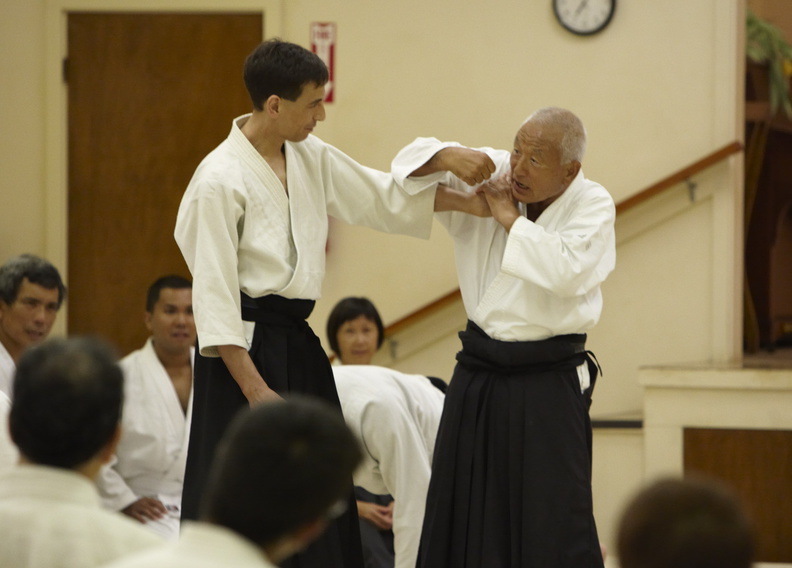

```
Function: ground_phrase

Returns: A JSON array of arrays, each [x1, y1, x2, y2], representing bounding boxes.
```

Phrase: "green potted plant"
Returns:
[[746, 9, 792, 118]]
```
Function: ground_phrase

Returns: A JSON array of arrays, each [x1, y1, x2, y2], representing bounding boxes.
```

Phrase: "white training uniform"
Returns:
[[102, 522, 276, 568], [333, 365, 445, 568], [174, 115, 436, 358], [0, 391, 17, 471], [0, 465, 163, 567], [392, 138, 617, 390], [97, 339, 194, 540], [0, 340, 14, 399]]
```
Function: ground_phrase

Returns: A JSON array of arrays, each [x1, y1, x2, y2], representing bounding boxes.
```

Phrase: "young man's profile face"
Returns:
[[277, 82, 327, 143]]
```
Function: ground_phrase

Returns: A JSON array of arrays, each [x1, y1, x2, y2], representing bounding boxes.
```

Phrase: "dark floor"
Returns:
[[743, 346, 792, 369]]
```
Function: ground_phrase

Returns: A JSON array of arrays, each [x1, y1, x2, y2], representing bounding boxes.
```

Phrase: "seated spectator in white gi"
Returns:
[[0, 391, 16, 471], [0, 337, 163, 568], [0, 254, 67, 470], [97, 275, 196, 539], [0, 253, 67, 399], [103, 396, 363, 568], [332, 364, 444, 568], [616, 476, 754, 568]]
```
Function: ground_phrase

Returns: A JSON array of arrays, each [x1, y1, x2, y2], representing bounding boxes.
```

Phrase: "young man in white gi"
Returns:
[[0, 337, 163, 567], [97, 275, 196, 539], [104, 396, 363, 568], [174, 39, 476, 568], [332, 365, 445, 568], [0, 253, 66, 399], [392, 107, 616, 568]]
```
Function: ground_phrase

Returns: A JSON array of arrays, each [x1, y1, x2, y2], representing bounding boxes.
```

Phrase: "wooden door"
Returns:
[[684, 427, 792, 563], [67, 12, 262, 355]]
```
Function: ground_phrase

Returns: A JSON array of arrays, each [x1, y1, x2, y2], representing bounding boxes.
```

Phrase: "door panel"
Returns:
[[67, 12, 262, 354]]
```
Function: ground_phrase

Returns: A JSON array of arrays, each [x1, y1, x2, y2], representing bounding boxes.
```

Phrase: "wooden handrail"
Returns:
[[383, 140, 743, 337], [615, 140, 743, 215], [384, 288, 462, 337]]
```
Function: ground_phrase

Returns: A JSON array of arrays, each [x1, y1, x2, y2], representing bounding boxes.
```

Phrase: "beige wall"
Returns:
[[1, 2, 47, 257], [1, 0, 744, 414]]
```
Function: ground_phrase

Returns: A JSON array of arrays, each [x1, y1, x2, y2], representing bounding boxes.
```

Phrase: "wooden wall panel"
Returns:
[[684, 428, 792, 563]]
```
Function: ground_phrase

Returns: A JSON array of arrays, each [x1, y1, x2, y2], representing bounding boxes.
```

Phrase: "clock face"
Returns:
[[553, 0, 616, 36]]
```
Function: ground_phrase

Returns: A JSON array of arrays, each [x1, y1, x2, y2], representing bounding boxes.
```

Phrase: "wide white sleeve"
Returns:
[[390, 137, 461, 190], [0, 392, 18, 471], [174, 178, 247, 357], [391, 137, 511, 237], [361, 402, 432, 568], [96, 458, 139, 512], [501, 189, 616, 298], [317, 141, 436, 238]]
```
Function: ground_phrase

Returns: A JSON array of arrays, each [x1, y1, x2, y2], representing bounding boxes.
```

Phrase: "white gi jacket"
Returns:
[[0, 391, 17, 471], [392, 138, 616, 389], [333, 365, 445, 568], [102, 522, 276, 568], [0, 340, 14, 398], [97, 339, 194, 540], [175, 115, 437, 357], [0, 465, 162, 567]]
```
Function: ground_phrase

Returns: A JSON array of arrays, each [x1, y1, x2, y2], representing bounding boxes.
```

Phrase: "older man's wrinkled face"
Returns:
[[509, 120, 578, 208], [0, 278, 60, 360]]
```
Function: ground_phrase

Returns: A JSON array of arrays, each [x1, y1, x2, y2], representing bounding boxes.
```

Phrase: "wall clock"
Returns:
[[553, 0, 616, 36]]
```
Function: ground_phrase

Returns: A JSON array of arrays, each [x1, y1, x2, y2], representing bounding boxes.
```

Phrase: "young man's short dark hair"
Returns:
[[145, 274, 192, 313], [0, 254, 67, 307], [326, 297, 385, 355], [10, 337, 123, 469], [617, 477, 754, 568], [243, 39, 329, 110], [201, 396, 362, 547]]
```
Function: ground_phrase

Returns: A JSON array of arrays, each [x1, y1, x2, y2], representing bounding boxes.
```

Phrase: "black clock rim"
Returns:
[[552, 0, 616, 36]]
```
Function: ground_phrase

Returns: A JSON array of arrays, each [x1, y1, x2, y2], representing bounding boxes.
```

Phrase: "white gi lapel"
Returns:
[[278, 138, 328, 298], [229, 115, 290, 225], [141, 339, 186, 439]]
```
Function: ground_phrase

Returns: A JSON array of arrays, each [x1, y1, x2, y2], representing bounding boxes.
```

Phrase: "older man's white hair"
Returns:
[[524, 107, 587, 165]]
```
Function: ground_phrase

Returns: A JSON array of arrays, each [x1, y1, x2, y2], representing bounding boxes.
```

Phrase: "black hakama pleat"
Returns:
[[417, 322, 603, 568], [181, 294, 363, 568]]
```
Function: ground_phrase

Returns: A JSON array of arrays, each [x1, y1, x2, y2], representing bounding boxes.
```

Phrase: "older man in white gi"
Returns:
[[0, 254, 66, 399], [97, 275, 195, 540], [392, 107, 616, 568], [332, 365, 444, 568]]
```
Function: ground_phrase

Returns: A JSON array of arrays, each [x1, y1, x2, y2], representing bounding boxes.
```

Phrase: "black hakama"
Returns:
[[417, 321, 603, 568], [181, 294, 363, 568]]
